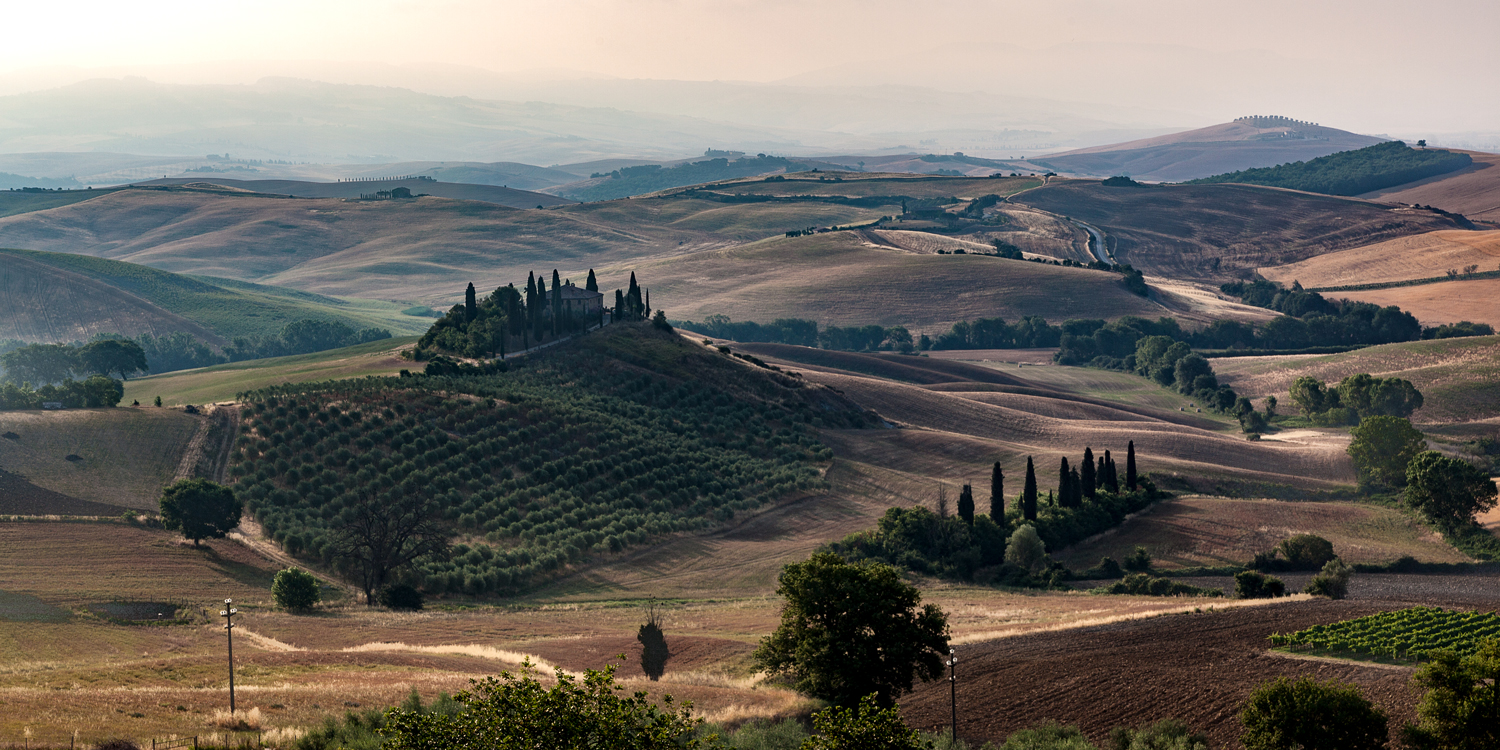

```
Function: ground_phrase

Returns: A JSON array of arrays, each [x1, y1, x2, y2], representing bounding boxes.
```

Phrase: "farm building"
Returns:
[[557, 282, 604, 318]]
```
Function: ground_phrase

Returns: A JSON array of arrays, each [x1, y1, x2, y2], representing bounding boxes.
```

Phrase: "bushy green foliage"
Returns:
[[712, 718, 809, 750], [1277, 534, 1337, 570], [1234, 571, 1286, 599], [0, 375, 124, 410], [1190, 141, 1472, 196], [827, 506, 1006, 581], [1239, 677, 1388, 750], [753, 552, 949, 707], [377, 583, 424, 611], [1018, 486, 1161, 555], [1004, 524, 1049, 575], [999, 721, 1097, 750], [1348, 416, 1427, 490], [231, 326, 855, 595], [295, 690, 460, 750], [1404, 451, 1499, 530], [1403, 638, 1500, 750], [674, 316, 820, 347], [799, 695, 931, 750], [381, 663, 717, 750], [1303, 558, 1353, 600], [1288, 374, 1424, 423], [1100, 573, 1221, 598], [271, 567, 321, 611], [1108, 719, 1209, 750], [226, 319, 391, 362], [159, 478, 242, 545]]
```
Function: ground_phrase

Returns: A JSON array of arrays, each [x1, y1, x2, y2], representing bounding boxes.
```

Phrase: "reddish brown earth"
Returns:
[[0, 468, 123, 516], [901, 600, 1419, 749]]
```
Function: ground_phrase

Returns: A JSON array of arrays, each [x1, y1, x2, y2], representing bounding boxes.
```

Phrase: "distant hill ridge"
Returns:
[[1036, 117, 1384, 182]]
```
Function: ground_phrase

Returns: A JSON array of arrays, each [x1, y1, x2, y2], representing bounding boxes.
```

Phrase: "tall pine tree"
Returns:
[[551, 269, 563, 335], [1081, 447, 1096, 500], [585, 268, 598, 292], [615, 289, 625, 321], [1126, 441, 1138, 491], [989, 462, 1004, 520], [464, 282, 477, 321], [957, 483, 975, 525], [1069, 466, 1082, 507], [1103, 450, 1118, 493], [1023, 456, 1038, 521], [626, 272, 641, 320]]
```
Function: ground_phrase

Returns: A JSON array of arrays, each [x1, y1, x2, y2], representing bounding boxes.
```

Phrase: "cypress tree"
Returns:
[[989, 462, 1004, 519], [615, 289, 625, 321], [464, 282, 477, 321], [645, 289, 651, 318], [1058, 457, 1072, 508], [1069, 466, 1082, 506], [586, 268, 598, 292], [1127, 440, 1138, 491], [957, 483, 974, 525], [551, 269, 563, 335], [1081, 447, 1096, 500], [1103, 450, 1118, 493], [535, 276, 548, 339], [627, 272, 641, 319], [1023, 456, 1037, 520]]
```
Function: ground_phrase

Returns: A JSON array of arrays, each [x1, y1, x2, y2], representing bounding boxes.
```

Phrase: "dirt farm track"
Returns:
[[902, 599, 1423, 748]]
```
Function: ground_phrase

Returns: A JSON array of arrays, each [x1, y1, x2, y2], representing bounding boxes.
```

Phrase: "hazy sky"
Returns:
[[6, 0, 1498, 134]]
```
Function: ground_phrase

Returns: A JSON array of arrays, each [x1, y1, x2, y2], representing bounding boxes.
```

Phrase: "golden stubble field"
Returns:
[[1259, 229, 1500, 288], [0, 520, 1306, 747]]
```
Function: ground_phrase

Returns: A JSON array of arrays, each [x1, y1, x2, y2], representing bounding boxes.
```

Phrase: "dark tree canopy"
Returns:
[[330, 490, 450, 606], [1126, 441, 1137, 491], [956, 483, 974, 525], [78, 339, 148, 380], [989, 462, 1004, 519], [1348, 416, 1427, 489], [753, 552, 949, 707], [1403, 638, 1500, 750], [1023, 456, 1038, 521], [159, 478, 242, 545], [637, 601, 671, 682], [1405, 451, 1499, 530], [1240, 676, 1388, 750]]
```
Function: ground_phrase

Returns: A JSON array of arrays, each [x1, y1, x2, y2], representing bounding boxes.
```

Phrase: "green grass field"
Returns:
[[0, 408, 200, 509], [123, 337, 418, 407]]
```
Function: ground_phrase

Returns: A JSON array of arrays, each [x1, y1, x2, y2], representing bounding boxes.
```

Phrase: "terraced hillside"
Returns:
[[1011, 181, 1464, 281], [0, 248, 431, 343]]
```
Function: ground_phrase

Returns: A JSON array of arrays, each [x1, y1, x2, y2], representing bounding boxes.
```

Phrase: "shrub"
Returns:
[[378, 583, 424, 611], [95, 741, 140, 750], [1239, 676, 1388, 750], [1304, 558, 1353, 600], [271, 567, 322, 611], [1000, 721, 1098, 749], [1122, 546, 1152, 572], [1234, 571, 1285, 599], [716, 718, 808, 750], [1005, 525, 1049, 574], [1108, 719, 1208, 750], [1102, 573, 1221, 598], [1277, 534, 1336, 570], [800, 694, 928, 750], [1094, 557, 1123, 578]]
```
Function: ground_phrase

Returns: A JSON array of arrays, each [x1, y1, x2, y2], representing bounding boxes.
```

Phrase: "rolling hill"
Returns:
[[0, 247, 433, 344], [1009, 180, 1465, 281], [138, 176, 573, 208], [1035, 116, 1385, 182], [1259, 229, 1500, 288], [1362, 149, 1500, 224]]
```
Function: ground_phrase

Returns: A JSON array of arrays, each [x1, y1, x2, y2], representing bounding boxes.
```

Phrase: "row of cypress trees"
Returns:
[[954, 440, 1140, 524], [425, 268, 643, 358]]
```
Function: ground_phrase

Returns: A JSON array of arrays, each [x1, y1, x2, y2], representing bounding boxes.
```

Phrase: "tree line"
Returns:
[[1188, 140, 1474, 196], [417, 269, 632, 359], [1217, 279, 1491, 349]]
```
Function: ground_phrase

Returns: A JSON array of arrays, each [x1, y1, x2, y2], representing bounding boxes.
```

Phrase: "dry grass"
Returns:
[[1052, 495, 1469, 570], [206, 708, 262, 731], [0, 408, 199, 510], [1212, 335, 1500, 423], [1363, 150, 1500, 223], [122, 337, 416, 408], [1329, 278, 1500, 328], [1260, 229, 1500, 288], [617, 231, 1168, 330]]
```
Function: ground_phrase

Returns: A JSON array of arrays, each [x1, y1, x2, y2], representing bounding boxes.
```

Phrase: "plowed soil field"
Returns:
[[901, 599, 1420, 748]]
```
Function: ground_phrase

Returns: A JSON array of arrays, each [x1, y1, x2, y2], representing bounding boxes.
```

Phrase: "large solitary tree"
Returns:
[[78, 339, 148, 380], [753, 552, 949, 708], [331, 490, 450, 606], [159, 478, 242, 546], [1347, 416, 1426, 489], [1404, 451, 1498, 530]]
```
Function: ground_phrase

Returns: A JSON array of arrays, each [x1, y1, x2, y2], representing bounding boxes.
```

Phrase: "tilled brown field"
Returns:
[[901, 599, 1421, 749]]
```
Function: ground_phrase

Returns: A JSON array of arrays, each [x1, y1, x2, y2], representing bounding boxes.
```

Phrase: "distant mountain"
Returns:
[[1034, 117, 1385, 182]]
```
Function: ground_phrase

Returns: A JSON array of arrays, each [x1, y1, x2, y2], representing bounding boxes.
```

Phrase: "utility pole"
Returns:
[[221, 599, 238, 712], [947, 647, 958, 740]]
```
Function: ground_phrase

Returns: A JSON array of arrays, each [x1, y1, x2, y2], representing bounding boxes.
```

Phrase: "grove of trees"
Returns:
[[1290, 373, 1424, 425], [419, 270, 624, 359], [1189, 141, 1473, 196]]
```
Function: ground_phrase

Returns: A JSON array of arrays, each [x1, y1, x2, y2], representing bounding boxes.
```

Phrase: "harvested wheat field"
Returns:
[[1213, 335, 1500, 423], [1362, 150, 1500, 224], [1052, 496, 1468, 571], [1328, 277, 1500, 328], [1260, 229, 1500, 288], [0, 408, 199, 509]]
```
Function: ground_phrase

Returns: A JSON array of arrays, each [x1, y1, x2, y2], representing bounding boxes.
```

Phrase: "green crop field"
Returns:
[[123, 336, 419, 407], [1270, 606, 1500, 661], [0, 408, 200, 509]]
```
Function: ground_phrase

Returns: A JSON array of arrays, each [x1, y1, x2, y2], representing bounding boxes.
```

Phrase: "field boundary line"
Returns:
[[1263, 649, 1415, 672], [237, 628, 301, 652], [950, 594, 1313, 645]]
